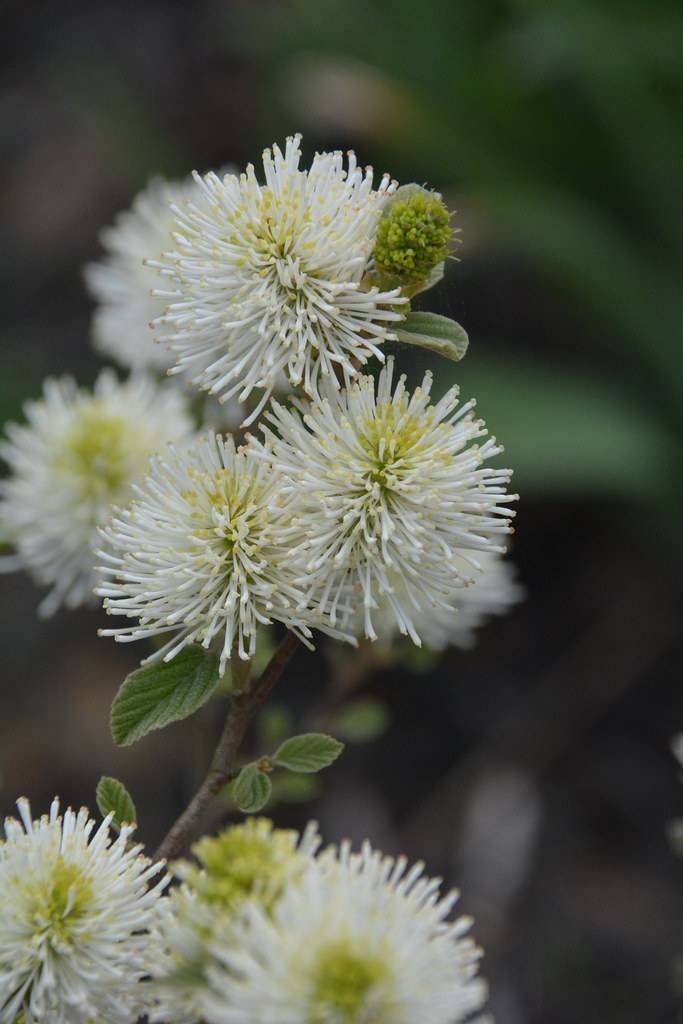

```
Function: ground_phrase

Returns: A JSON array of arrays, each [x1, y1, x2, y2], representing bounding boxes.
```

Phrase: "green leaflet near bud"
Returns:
[[395, 311, 469, 362], [273, 733, 344, 774], [373, 184, 452, 289], [233, 763, 272, 813], [96, 776, 137, 832]]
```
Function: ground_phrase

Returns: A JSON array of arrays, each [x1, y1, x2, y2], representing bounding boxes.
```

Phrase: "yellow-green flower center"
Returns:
[[187, 818, 303, 915], [34, 857, 93, 943], [55, 406, 145, 500], [310, 941, 388, 1023], [182, 467, 270, 559], [358, 399, 448, 490]]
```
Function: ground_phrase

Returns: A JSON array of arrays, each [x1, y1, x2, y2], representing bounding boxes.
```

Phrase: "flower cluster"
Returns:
[[149, 818, 488, 1024], [256, 358, 516, 645], [98, 432, 337, 671], [97, 357, 516, 671], [151, 134, 407, 415], [0, 372, 193, 615], [3, 134, 519, 663], [0, 799, 166, 1024], [0, 805, 489, 1024], [149, 817, 322, 1021], [0, 133, 521, 1023]]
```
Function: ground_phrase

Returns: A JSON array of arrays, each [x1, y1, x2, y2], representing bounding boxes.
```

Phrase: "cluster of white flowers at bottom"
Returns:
[[148, 819, 488, 1024], [0, 371, 193, 616], [0, 799, 167, 1024], [149, 817, 322, 1023]]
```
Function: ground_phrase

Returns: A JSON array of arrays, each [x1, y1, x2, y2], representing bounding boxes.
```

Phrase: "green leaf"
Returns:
[[110, 645, 221, 747], [396, 312, 469, 362], [233, 763, 272, 813], [333, 698, 390, 743], [274, 733, 345, 774], [96, 776, 136, 831]]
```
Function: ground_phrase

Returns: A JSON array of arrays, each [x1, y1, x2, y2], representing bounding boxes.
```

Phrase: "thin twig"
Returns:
[[154, 630, 300, 862]]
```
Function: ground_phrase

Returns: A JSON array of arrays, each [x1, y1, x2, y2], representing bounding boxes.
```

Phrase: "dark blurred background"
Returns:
[[1, 2, 681, 1021]]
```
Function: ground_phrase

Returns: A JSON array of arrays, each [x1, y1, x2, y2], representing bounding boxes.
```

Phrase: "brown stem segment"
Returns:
[[154, 631, 301, 862]]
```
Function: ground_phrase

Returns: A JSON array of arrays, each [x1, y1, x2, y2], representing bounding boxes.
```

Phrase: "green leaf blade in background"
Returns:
[[96, 776, 136, 831], [436, 353, 676, 501], [110, 645, 221, 747]]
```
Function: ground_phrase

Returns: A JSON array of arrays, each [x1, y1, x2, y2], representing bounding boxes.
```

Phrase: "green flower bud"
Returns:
[[373, 184, 452, 287]]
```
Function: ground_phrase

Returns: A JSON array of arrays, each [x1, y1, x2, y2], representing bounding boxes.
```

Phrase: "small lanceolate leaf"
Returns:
[[396, 311, 469, 362], [96, 776, 136, 831], [110, 645, 221, 747], [274, 733, 345, 774], [233, 763, 272, 813]]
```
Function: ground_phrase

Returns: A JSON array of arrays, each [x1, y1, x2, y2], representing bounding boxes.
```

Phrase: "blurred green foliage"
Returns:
[[4, 0, 680, 534], [332, 697, 390, 744], [250, 0, 682, 522]]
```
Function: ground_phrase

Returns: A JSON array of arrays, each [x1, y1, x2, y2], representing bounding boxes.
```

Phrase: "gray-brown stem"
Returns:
[[154, 630, 300, 862]]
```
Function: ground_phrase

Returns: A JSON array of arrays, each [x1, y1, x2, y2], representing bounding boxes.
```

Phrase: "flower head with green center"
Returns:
[[373, 184, 453, 287], [84, 174, 206, 371], [150, 134, 407, 421], [252, 357, 517, 644], [148, 818, 321, 1023], [0, 371, 193, 616], [199, 838, 488, 1024], [310, 942, 389, 1024], [0, 798, 167, 1024], [97, 431, 340, 670]]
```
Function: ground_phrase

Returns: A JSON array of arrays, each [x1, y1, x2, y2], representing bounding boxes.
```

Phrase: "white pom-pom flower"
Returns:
[[200, 840, 488, 1024], [0, 798, 167, 1024], [84, 174, 204, 371], [365, 550, 524, 652], [0, 371, 194, 616], [151, 134, 407, 419], [254, 357, 517, 645], [148, 817, 321, 1024], [97, 431, 340, 671]]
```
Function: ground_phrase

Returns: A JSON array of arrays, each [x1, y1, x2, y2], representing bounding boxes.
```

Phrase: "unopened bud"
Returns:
[[373, 184, 452, 287]]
